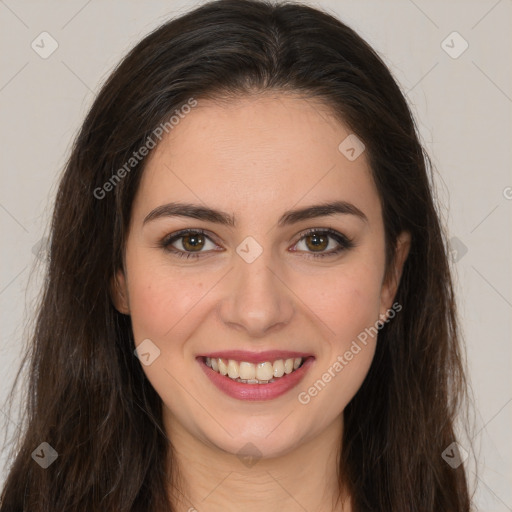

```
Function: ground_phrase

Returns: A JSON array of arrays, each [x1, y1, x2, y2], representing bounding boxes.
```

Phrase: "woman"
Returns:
[[0, 0, 472, 510]]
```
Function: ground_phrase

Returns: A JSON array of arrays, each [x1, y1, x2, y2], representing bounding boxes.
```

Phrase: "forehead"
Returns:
[[133, 93, 381, 227]]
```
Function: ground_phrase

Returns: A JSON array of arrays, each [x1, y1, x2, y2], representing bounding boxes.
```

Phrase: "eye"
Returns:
[[161, 229, 221, 259], [291, 228, 354, 258], [160, 227, 354, 260]]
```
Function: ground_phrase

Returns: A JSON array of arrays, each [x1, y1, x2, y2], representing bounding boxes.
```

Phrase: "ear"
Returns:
[[110, 268, 130, 314], [379, 231, 411, 317]]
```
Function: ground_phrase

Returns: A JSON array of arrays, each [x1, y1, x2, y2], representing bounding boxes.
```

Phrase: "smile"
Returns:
[[205, 356, 303, 383], [198, 351, 315, 401]]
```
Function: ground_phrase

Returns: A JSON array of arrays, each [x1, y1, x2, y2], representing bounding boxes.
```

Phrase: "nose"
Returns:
[[218, 246, 295, 338]]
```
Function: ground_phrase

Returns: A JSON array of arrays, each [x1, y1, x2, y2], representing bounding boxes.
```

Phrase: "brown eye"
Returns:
[[181, 232, 206, 252], [304, 232, 329, 252], [292, 228, 355, 258], [161, 229, 220, 259]]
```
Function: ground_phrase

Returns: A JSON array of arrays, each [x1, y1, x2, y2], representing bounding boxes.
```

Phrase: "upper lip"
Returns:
[[198, 350, 314, 364]]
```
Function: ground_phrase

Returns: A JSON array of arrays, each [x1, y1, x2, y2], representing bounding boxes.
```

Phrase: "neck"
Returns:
[[164, 412, 350, 512]]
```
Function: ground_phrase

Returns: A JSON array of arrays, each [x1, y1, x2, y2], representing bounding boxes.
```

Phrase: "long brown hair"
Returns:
[[1, 0, 472, 510]]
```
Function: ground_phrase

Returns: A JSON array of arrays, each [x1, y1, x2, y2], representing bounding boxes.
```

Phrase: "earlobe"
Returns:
[[380, 231, 411, 315], [110, 269, 130, 314]]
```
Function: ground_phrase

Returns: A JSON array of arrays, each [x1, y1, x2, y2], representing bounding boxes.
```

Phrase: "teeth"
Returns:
[[273, 359, 285, 378], [256, 362, 274, 381], [236, 378, 275, 384], [205, 357, 304, 383], [218, 358, 228, 376], [239, 361, 256, 380], [227, 359, 239, 379]]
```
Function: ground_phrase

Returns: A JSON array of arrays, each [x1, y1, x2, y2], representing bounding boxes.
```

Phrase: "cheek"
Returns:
[[293, 279, 381, 424], [126, 253, 210, 344], [301, 261, 384, 343], [294, 259, 383, 404], [125, 259, 212, 412]]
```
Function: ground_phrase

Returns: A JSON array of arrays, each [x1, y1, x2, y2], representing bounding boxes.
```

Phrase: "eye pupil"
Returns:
[[183, 233, 205, 251], [306, 234, 328, 251]]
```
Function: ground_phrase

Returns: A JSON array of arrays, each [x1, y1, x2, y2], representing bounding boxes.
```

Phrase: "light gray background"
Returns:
[[1, 0, 511, 509]]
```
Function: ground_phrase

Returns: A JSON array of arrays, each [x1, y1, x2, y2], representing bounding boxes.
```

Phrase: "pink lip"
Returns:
[[197, 355, 315, 401], [199, 350, 313, 364]]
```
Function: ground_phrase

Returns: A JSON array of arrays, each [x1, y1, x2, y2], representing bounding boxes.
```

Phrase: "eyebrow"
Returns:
[[143, 200, 368, 227]]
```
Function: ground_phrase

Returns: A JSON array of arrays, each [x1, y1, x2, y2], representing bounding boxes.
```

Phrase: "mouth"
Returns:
[[205, 355, 304, 383], [197, 351, 315, 401]]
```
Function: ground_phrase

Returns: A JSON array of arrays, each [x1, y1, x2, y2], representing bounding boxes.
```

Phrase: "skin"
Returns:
[[112, 93, 410, 512]]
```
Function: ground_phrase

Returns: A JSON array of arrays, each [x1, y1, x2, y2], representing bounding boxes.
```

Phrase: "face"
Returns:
[[113, 93, 409, 460]]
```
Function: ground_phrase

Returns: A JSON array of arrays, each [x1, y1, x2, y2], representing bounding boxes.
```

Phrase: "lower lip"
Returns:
[[198, 357, 315, 401]]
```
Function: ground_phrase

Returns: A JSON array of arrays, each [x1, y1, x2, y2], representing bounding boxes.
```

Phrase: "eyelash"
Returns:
[[160, 228, 355, 260]]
